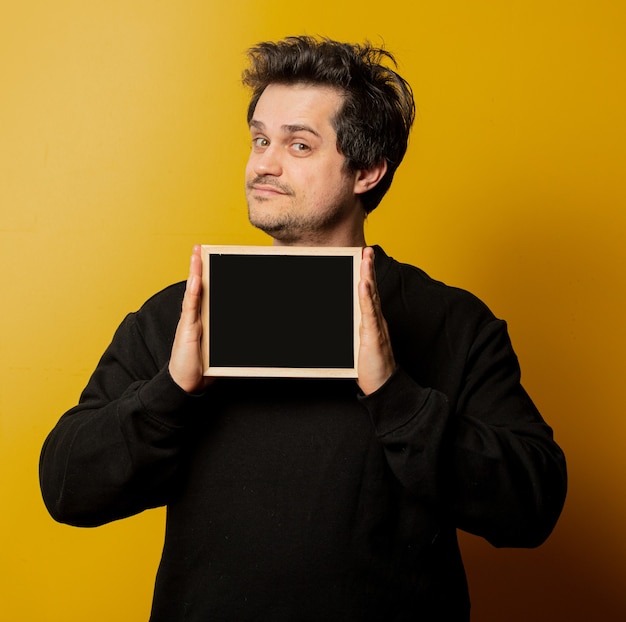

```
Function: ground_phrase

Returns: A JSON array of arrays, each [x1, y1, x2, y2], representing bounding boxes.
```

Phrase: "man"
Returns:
[[40, 36, 567, 621]]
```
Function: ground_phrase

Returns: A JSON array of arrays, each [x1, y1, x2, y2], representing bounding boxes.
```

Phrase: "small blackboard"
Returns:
[[200, 245, 362, 377]]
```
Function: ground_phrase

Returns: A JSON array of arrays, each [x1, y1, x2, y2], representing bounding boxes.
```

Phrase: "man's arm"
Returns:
[[357, 247, 566, 547], [40, 248, 212, 526]]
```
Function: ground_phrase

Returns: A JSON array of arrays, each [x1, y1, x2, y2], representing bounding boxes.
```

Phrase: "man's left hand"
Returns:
[[357, 247, 396, 395]]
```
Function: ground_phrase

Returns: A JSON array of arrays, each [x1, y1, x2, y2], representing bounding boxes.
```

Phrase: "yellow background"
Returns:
[[1, 1, 625, 619]]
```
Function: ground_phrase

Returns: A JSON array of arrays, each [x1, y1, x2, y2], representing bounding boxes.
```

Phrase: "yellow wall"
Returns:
[[1, 1, 624, 619]]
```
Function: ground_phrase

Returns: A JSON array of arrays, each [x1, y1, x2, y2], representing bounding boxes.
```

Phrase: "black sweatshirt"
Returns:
[[40, 247, 567, 621]]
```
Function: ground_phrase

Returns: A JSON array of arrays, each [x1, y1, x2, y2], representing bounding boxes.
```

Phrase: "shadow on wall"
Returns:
[[459, 191, 626, 622]]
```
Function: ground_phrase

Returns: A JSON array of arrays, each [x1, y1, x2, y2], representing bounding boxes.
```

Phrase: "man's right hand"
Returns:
[[168, 245, 215, 394]]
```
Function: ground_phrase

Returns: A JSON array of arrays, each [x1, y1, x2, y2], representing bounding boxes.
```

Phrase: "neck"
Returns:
[[272, 231, 366, 248]]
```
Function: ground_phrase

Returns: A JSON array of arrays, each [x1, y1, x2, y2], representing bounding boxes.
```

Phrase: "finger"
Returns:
[[359, 247, 382, 322], [182, 246, 204, 319], [189, 245, 203, 290], [358, 279, 378, 331], [360, 246, 375, 286], [191, 244, 203, 274]]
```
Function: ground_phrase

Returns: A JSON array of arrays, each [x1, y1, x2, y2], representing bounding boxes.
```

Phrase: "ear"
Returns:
[[353, 160, 388, 196]]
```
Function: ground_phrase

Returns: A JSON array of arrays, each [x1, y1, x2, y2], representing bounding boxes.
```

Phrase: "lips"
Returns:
[[247, 177, 293, 196], [252, 184, 286, 195]]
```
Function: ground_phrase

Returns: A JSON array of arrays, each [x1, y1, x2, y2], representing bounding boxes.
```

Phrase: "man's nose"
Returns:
[[253, 144, 283, 176]]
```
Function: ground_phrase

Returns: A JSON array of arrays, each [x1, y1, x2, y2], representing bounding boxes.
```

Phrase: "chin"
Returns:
[[248, 212, 282, 234], [248, 204, 284, 230], [249, 216, 301, 244], [251, 220, 290, 239]]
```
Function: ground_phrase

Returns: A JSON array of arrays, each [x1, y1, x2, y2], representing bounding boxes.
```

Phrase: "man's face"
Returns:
[[245, 83, 363, 246]]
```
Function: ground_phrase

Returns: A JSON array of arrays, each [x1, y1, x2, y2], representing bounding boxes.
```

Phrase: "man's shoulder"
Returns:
[[139, 281, 187, 311], [128, 281, 186, 332], [376, 246, 493, 317]]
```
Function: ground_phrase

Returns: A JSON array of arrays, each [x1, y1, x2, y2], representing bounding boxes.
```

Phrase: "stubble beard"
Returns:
[[247, 195, 351, 245]]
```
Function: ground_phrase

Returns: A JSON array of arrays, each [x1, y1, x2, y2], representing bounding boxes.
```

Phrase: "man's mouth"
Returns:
[[247, 177, 293, 196]]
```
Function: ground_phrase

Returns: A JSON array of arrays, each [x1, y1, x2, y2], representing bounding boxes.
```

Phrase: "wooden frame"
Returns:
[[200, 245, 362, 378]]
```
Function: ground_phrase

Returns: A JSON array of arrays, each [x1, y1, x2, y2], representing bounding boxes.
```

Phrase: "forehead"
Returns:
[[251, 83, 345, 133]]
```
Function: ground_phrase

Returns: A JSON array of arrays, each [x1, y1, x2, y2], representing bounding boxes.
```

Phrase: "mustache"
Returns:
[[247, 176, 294, 195]]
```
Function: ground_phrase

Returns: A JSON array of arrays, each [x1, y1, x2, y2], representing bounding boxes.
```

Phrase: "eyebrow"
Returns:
[[249, 119, 322, 139]]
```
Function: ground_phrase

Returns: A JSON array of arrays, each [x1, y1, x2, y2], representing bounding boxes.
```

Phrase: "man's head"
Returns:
[[242, 36, 415, 216]]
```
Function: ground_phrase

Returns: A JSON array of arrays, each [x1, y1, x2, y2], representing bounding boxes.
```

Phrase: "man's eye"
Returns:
[[292, 143, 310, 153], [253, 137, 269, 148]]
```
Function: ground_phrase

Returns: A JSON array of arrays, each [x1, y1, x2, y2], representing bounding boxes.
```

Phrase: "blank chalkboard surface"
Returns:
[[200, 245, 362, 377]]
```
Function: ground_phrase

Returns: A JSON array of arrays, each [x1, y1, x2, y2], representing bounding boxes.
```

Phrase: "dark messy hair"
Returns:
[[242, 36, 415, 214]]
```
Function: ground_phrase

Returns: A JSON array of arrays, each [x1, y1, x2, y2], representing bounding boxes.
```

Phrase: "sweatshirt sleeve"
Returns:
[[39, 305, 205, 528], [359, 318, 567, 549]]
